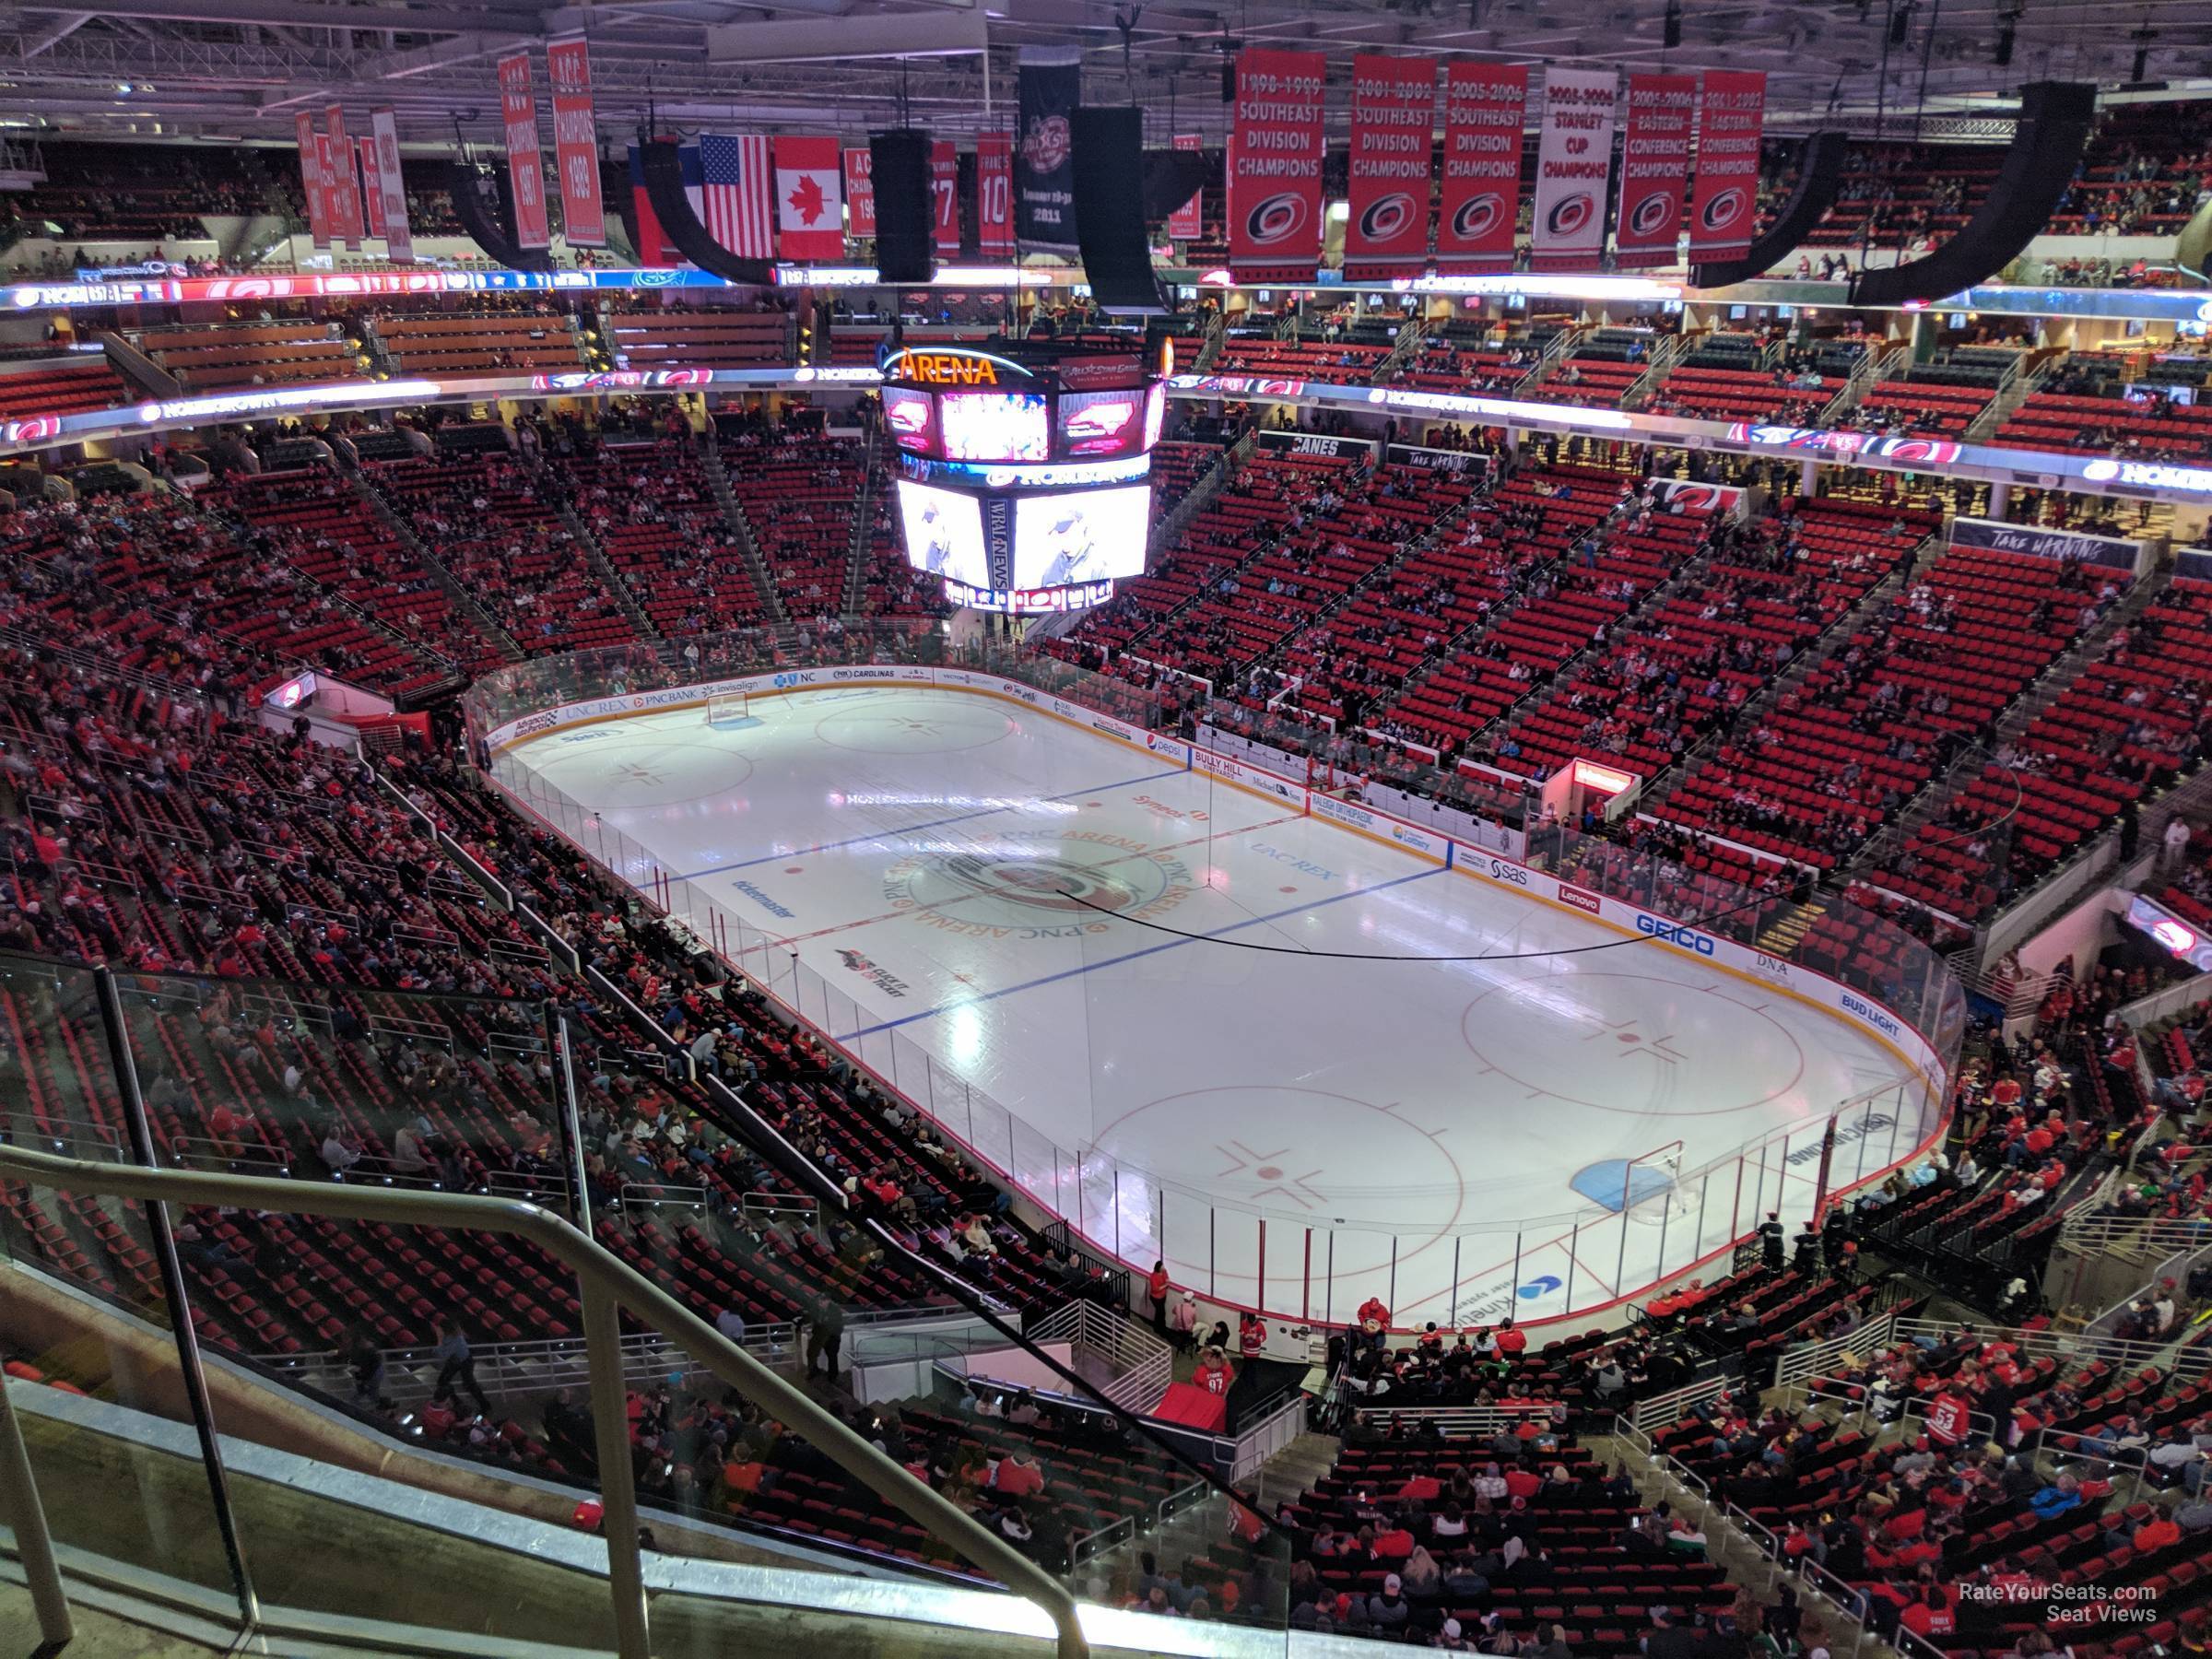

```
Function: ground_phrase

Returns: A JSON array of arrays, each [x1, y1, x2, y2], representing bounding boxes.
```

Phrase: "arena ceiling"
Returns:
[[0, 0, 2206, 150]]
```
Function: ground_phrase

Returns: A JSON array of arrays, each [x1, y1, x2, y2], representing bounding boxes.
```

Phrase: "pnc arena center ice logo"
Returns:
[[1244, 192, 1310, 247], [1545, 193, 1596, 239], [1451, 193, 1507, 242], [1699, 188, 1748, 232], [1625, 191, 1676, 239], [1357, 192, 1419, 243]]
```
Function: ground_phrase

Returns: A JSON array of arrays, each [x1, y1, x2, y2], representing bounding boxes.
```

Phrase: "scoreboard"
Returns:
[[883, 342, 1164, 614]]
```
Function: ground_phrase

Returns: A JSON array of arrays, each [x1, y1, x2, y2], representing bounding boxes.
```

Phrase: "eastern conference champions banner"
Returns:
[[1614, 72, 1695, 267], [1532, 67, 1617, 271], [1438, 63, 1525, 275], [1016, 47, 1080, 252], [497, 51, 551, 250], [546, 36, 605, 248], [1230, 48, 1327, 282], [1345, 53, 1437, 279], [1688, 70, 1766, 260]]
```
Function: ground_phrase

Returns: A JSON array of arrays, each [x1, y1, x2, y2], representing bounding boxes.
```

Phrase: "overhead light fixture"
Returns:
[[1663, 0, 1682, 47]]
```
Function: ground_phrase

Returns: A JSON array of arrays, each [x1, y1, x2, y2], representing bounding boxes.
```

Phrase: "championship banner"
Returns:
[[326, 107, 366, 246], [1531, 67, 1617, 271], [1016, 45, 1081, 252], [930, 139, 960, 255], [771, 135, 844, 261], [976, 134, 1014, 257], [1688, 70, 1765, 260], [843, 147, 877, 242], [546, 36, 605, 248], [1168, 133, 1206, 241], [296, 112, 331, 248], [370, 108, 413, 263], [1614, 72, 1696, 267], [1437, 64, 1526, 274], [497, 52, 551, 250], [1345, 53, 1437, 280], [1229, 47, 1327, 282], [312, 124, 348, 250], [357, 136, 387, 241]]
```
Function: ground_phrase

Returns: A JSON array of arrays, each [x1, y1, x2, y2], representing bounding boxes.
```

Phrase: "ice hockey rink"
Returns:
[[499, 683, 1929, 1329]]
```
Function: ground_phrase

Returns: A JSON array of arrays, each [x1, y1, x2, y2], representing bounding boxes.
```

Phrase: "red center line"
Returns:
[[743, 807, 1310, 951]]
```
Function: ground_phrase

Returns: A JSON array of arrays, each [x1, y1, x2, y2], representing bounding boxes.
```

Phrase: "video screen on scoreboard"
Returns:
[[895, 480, 989, 588], [940, 390, 1050, 462], [1055, 387, 1147, 459], [882, 387, 937, 456], [1010, 485, 1152, 590]]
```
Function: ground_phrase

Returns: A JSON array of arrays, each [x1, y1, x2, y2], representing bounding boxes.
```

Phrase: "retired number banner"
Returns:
[[498, 51, 551, 250], [1531, 67, 1617, 271], [1229, 47, 1327, 282], [546, 36, 605, 247], [931, 139, 960, 255], [1437, 64, 1526, 274], [1614, 72, 1696, 267], [1688, 70, 1766, 260], [976, 134, 1014, 257], [1345, 53, 1437, 280], [370, 108, 413, 263]]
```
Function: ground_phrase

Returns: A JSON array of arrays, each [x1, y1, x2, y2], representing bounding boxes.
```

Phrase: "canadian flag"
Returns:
[[772, 135, 844, 260]]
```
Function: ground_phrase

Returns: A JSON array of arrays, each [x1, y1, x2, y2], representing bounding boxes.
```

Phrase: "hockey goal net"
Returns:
[[1622, 1140, 1692, 1227], [704, 688, 750, 726]]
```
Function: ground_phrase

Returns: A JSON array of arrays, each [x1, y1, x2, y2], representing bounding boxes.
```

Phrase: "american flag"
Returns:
[[699, 133, 772, 260]]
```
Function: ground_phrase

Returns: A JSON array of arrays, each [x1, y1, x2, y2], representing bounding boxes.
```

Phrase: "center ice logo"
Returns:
[[881, 836, 1196, 941]]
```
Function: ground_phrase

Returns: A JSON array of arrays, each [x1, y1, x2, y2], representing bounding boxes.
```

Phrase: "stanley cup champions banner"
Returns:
[[1614, 72, 1696, 266], [1016, 46, 1080, 252], [497, 51, 551, 249], [1531, 67, 1618, 271], [1168, 133, 1206, 240], [976, 133, 1014, 257], [1688, 70, 1767, 260], [546, 36, 605, 247], [370, 108, 413, 263], [1229, 48, 1327, 282], [1437, 63, 1526, 274], [1344, 53, 1437, 280]]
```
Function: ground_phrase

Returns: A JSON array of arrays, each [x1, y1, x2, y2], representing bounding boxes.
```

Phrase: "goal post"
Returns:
[[1621, 1139, 1690, 1227], [705, 688, 750, 726]]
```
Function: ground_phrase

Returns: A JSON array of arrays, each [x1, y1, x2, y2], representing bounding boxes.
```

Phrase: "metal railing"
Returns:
[[0, 1139, 1088, 1659], [1024, 1298, 1172, 1417]]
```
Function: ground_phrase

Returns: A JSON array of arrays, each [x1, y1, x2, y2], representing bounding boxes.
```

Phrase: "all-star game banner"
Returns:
[[1016, 47, 1080, 253]]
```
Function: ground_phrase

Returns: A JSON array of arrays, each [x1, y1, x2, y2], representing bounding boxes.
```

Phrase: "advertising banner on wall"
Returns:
[[1016, 46, 1081, 252], [1614, 72, 1696, 267], [1345, 53, 1437, 280], [1530, 67, 1617, 272], [1228, 48, 1328, 282], [546, 36, 606, 247], [1687, 70, 1766, 260], [497, 52, 551, 249], [1437, 63, 1527, 274]]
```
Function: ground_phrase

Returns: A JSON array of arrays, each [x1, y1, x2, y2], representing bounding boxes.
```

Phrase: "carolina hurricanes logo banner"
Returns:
[[296, 112, 331, 249], [1016, 46, 1080, 252], [370, 108, 413, 264], [772, 135, 843, 261], [930, 139, 960, 255], [546, 36, 605, 248], [1168, 133, 1206, 241], [1688, 70, 1766, 259], [497, 52, 551, 250], [1531, 67, 1617, 271], [1615, 72, 1696, 267], [976, 134, 1014, 257], [1438, 64, 1525, 274], [1230, 48, 1327, 282], [1345, 54, 1436, 280], [842, 148, 877, 242]]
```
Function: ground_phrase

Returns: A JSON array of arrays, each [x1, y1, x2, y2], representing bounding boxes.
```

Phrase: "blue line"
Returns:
[[675, 765, 1189, 879], [835, 866, 1444, 1041]]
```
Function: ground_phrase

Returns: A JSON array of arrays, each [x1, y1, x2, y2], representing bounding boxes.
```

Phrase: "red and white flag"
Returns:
[[498, 50, 551, 250], [976, 134, 1013, 256], [700, 134, 773, 260], [1437, 64, 1526, 274], [546, 36, 605, 247], [1614, 72, 1697, 267], [370, 108, 413, 264], [930, 139, 960, 255], [843, 147, 877, 241], [773, 135, 843, 261], [312, 124, 348, 249], [1345, 53, 1436, 280], [358, 136, 387, 241], [297, 111, 331, 248], [1168, 133, 1206, 241], [1531, 67, 1617, 271], [1688, 71, 1767, 260], [1228, 48, 1327, 282]]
